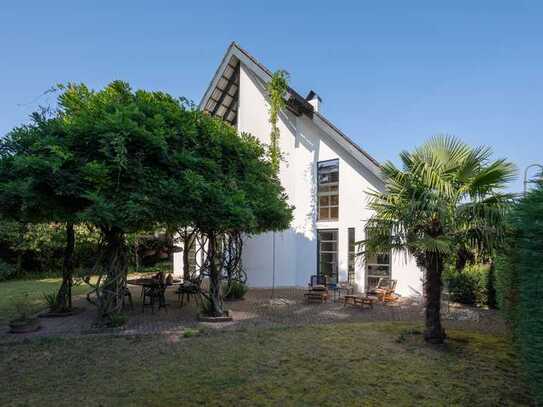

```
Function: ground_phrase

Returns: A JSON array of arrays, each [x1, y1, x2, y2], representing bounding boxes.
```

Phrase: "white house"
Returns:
[[174, 42, 423, 297]]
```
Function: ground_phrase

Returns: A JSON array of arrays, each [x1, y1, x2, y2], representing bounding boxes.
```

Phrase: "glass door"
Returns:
[[317, 229, 338, 284]]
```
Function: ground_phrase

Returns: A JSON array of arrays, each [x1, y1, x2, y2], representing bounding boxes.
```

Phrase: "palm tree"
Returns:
[[361, 136, 516, 343]]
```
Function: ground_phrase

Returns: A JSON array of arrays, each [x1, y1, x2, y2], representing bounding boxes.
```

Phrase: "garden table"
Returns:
[[127, 278, 181, 312]]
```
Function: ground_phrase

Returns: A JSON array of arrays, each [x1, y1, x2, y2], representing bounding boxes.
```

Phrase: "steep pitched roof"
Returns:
[[201, 42, 382, 179]]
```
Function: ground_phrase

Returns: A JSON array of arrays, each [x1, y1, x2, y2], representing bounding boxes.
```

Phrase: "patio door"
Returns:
[[317, 229, 338, 284]]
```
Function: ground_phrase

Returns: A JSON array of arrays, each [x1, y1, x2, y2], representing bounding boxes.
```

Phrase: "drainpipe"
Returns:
[[271, 231, 276, 299]]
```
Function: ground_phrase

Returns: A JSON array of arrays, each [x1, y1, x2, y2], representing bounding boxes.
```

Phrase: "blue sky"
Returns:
[[1, 1, 542, 192]]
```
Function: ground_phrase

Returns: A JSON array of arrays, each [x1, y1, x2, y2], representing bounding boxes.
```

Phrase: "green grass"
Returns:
[[0, 278, 90, 323], [0, 322, 533, 406]]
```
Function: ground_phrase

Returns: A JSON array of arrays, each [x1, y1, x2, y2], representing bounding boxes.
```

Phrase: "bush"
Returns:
[[224, 280, 248, 300], [0, 259, 16, 281], [443, 264, 491, 306]]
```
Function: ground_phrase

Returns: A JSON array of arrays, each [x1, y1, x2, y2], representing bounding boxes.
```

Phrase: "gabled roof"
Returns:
[[201, 42, 383, 180]]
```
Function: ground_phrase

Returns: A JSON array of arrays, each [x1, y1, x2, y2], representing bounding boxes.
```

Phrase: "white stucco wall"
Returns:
[[179, 61, 424, 297]]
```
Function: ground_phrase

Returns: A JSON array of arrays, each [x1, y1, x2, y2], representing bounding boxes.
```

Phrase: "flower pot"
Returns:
[[9, 317, 41, 334]]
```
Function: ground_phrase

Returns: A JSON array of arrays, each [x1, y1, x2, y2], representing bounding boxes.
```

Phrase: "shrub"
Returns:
[[443, 264, 491, 306], [12, 293, 34, 322], [0, 259, 16, 281], [496, 181, 543, 404], [224, 280, 248, 300]]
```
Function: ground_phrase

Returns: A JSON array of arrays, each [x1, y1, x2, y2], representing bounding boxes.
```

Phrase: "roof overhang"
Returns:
[[201, 42, 384, 181]]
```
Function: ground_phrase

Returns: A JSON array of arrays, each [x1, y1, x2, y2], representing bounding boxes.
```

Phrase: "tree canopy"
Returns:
[[0, 81, 293, 321]]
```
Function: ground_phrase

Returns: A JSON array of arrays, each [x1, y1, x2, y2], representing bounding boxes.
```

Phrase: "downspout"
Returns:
[[271, 231, 276, 299]]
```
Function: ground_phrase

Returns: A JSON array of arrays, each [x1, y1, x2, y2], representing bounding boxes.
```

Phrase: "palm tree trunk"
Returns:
[[55, 222, 75, 312], [424, 252, 446, 344]]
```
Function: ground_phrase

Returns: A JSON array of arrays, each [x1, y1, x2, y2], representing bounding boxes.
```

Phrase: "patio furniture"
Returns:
[[309, 274, 328, 288], [141, 281, 167, 313], [368, 278, 398, 303], [343, 294, 375, 309], [127, 276, 180, 313], [176, 281, 201, 307], [328, 281, 354, 302], [304, 289, 329, 303], [122, 286, 133, 311]]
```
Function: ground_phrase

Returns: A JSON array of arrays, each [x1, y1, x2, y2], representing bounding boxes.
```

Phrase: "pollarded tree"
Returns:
[[361, 136, 515, 343], [1, 82, 201, 323], [183, 115, 293, 316], [1, 81, 292, 323]]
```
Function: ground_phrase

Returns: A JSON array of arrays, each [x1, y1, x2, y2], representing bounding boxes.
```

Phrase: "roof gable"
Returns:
[[201, 42, 383, 180]]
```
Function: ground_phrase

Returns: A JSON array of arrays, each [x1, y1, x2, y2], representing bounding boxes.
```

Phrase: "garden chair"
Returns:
[[309, 274, 328, 288], [368, 278, 398, 303], [142, 275, 168, 313], [305, 275, 329, 303]]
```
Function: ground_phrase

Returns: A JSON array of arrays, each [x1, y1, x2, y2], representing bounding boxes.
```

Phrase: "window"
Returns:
[[317, 229, 338, 284], [348, 228, 356, 284], [364, 227, 392, 290], [366, 252, 391, 291], [317, 159, 339, 221]]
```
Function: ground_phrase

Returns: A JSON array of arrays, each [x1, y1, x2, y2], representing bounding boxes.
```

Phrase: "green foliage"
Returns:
[[266, 70, 289, 173], [497, 181, 543, 404], [0, 220, 100, 278], [361, 135, 516, 342], [0, 258, 15, 281], [183, 328, 199, 338], [224, 280, 248, 300], [443, 264, 492, 306], [12, 292, 34, 322], [495, 253, 520, 331], [361, 135, 516, 260], [0, 81, 293, 320], [42, 292, 58, 311]]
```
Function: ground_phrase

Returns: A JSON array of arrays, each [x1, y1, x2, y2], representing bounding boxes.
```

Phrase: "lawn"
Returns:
[[0, 322, 533, 406], [0, 278, 90, 323]]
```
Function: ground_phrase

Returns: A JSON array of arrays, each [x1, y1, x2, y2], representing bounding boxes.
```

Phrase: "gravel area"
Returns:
[[0, 286, 506, 342]]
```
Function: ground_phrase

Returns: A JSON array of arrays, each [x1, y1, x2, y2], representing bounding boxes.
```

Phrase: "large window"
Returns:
[[366, 253, 391, 291], [348, 228, 356, 284], [317, 229, 338, 284], [364, 227, 391, 290], [317, 159, 339, 221]]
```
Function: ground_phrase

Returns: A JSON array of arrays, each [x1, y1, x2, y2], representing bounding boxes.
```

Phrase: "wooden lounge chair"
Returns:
[[368, 278, 398, 303], [343, 294, 375, 309], [305, 277, 329, 303], [304, 288, 329, 303]]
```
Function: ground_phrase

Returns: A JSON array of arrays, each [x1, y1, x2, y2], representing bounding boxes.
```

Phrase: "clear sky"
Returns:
[[1, 1, 541, 192]]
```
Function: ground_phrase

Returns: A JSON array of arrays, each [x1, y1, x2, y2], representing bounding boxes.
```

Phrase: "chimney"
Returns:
[[306, 90, 322, 113]]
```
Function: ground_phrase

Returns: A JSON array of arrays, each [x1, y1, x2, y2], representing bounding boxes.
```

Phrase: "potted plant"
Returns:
[[9, 293, 41, 333]]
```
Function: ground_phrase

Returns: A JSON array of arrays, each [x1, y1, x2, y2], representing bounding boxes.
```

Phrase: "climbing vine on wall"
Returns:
[[266, 70, 289, 174]]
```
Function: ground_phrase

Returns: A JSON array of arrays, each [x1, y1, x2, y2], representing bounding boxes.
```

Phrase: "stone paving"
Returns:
[[0, 286, 506, 343]]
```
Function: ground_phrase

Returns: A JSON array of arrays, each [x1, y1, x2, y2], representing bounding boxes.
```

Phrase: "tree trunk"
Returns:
[[15, 222, 27, 278], [97, 227, 128, 324], [182, 233, 193, 282], [55, 222, 75, 312], [455, 247, 473, 273], [486, 260, 497, 309], [207, 232, 225, 317], [424, 252, 446, 344]]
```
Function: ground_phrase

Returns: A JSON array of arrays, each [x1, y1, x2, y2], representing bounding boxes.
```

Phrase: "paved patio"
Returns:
[[0, 285, 506, 342]]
